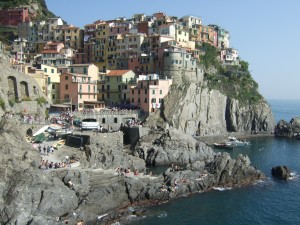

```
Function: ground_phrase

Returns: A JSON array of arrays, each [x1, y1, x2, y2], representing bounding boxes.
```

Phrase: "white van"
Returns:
[[80, 118, 100, 130]]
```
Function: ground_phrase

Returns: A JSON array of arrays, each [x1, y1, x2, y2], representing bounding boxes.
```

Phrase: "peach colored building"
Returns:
[[129, 74, 172, 113], [59, 72, 103, 111]]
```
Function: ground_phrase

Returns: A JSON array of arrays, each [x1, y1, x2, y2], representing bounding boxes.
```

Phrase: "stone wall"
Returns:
[[0, 52, 48, 115], [74, 112, 138, 131]]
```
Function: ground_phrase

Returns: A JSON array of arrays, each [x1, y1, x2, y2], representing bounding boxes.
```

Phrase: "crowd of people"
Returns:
[[39, 157, 71, 170], [115, 167, 149, 177]]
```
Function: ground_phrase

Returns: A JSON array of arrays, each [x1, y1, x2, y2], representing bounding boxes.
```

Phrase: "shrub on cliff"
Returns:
[[0, 98, 5, 110], [35, 96, 47, 106]]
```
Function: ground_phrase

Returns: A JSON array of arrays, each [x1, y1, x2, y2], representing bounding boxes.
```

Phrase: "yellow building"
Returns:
[[21, 65, 49, 98], [63, 25, 84, 51], [41, 64, 62, 102], [98, 70, 136, 105], [94, 22, 109, 72]]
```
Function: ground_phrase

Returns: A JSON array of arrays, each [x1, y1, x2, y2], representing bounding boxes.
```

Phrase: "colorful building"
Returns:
[[129, 74, 173, 113], [0, 7, 31, 26], [59, 72, 99, 111], [98, 70, 136, 105]]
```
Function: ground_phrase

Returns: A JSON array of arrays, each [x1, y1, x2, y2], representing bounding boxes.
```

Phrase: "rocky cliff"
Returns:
[[148, 70, 275, 136], [274, 117, 300, 138], [0, 117, 264, 224]]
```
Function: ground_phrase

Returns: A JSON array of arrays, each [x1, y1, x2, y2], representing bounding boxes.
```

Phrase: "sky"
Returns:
[[46, 0, 300, 100]]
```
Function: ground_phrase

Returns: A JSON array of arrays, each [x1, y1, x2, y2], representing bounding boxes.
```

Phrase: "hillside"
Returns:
[[0, 0, 56, 20]]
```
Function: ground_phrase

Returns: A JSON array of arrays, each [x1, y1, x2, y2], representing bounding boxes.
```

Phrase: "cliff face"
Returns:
[[148, 70, 275, 136]]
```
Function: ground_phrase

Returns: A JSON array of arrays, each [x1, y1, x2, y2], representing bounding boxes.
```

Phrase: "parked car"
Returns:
[[80, 118, 99, 130]]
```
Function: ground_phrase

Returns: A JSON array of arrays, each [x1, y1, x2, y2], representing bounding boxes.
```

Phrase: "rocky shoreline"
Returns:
[[0, 116, 265, 225]]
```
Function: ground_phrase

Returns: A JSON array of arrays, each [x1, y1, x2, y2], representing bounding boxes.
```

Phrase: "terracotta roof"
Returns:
[[107, 70, 131, 76]]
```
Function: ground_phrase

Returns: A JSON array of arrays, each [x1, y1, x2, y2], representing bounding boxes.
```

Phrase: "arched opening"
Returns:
[[20, 81, 29, 99], [102, 118, 106, 124], [26, 128, 33, 137], [33, 86, 38, 95], [7, 76, 18, 101], [114, 117, 118, 123]]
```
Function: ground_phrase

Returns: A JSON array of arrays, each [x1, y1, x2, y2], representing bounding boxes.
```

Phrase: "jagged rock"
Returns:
[[135, 128, 215, 166], [275, 117, 300, 138], [147, 81, 275, 136], [271, 166, 291, 180]]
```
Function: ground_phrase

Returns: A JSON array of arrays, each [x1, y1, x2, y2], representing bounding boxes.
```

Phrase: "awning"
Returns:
[[50, 104, 71, 108]]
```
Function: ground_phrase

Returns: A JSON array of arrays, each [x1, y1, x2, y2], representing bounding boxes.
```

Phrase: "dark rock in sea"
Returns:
[[271, 166, 291, 180], [274, 117, 300, 138]]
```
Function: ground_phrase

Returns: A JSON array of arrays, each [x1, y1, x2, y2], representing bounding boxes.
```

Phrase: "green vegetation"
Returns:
[[0, 26, 18, 45], [8, 99, 15, 107], [35, 96, 47, 106], [0, 98, 5, 110], [205, 66, 263, 105], [196, 43, 263, 105], [197, 43, 221, 70]]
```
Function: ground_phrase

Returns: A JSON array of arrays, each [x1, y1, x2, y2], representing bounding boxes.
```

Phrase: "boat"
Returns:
[[214, 142, 236, 149], [32, 133, 46, 143], [33, 125, 49, 136], [227, 137, 250, 146]]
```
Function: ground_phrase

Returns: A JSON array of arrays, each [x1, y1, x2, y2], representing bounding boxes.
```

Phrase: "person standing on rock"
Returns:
[[43, 145, 46, 155], [47, 146, 50, 156]]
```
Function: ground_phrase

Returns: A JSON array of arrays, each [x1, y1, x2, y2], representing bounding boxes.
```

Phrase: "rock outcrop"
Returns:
[[271, 166, 291, 180], [147, 76, 275, 137], [275, 117, 300, 138], [0, 116, 265, 224]]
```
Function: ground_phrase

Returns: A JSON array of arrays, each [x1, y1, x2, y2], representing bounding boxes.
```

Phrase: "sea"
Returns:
[[126, 99, 300, 225]]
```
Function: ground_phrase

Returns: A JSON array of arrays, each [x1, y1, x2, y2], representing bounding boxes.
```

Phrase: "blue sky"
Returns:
[[46, 0, 300, 100]]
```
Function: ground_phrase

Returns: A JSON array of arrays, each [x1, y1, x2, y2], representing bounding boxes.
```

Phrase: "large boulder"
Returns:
[[134, 128, 215, 166], [271, 166, 291, 180], [275, 117, 300, 138]]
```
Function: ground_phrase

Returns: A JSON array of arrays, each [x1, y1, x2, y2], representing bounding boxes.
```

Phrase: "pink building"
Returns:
[[60, 73, 103, 111], [129, 74, 172, 113]]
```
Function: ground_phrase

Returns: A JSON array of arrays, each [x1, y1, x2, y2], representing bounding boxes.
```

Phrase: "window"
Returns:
[[138, 90, 140, 94], [138, 98, 140, 103], [44, 68, 47, 72], [52, 94, 55, 99], [83, 67, 87, 74], [132, 90, 134, 94], [65, 84, 68, 90], [107, 85, 110, 90], [151, 98, 156, 103], [52, 84, 55, 89], [144, 98, 147, 103], [102, 118, 106, 124], [65, 75, 69, 80], [145, 89, 147, 94], [80, 94, 82, 99], [160, 90, 162, 95], [114, 118, 118, 123], [51, 69, 54, 73], [131, 98, 134, 103], [152, 90, 155, 95]]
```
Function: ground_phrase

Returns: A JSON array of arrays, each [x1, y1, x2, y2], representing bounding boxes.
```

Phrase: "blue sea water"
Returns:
[[126, 99, 300, 225]]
